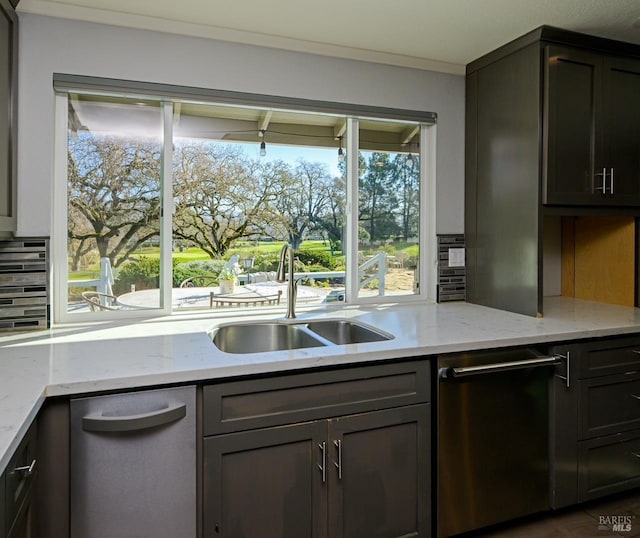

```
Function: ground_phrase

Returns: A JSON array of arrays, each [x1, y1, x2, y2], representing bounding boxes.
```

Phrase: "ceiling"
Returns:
[[17, 0, 640, 74]]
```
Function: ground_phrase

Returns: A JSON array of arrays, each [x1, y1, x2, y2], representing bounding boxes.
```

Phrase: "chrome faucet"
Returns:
[[276, 244, 297, 319]]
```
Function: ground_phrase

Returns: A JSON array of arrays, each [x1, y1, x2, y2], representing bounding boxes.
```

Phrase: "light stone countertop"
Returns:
[[2, 297, 640, 475]]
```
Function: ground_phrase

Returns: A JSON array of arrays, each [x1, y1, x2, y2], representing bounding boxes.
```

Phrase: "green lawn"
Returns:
[[69, 240, 416, 278], [68, 270, 101, 281]]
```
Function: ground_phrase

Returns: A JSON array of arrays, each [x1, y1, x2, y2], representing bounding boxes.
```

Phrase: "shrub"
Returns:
[[296, 249, 339, 270], [173, 260, 226, 287], [113, 256, 160, 294], [253, 254, 280, 272]]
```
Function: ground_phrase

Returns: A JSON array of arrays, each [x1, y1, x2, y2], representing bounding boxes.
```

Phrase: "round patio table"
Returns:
[[117, 283, 328, 309], [117, 287, 218, 309]]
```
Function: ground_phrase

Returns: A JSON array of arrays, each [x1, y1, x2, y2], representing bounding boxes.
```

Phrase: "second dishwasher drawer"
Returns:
[[579, 372, 640, 439], [70, 385, 196, 538]]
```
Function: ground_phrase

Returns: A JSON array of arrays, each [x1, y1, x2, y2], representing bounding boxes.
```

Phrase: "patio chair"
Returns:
[[81, 291, 121, 311], [179, 274, 218, 288]]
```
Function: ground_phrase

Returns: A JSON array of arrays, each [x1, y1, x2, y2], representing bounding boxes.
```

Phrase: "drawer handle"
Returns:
[[82, 402, 186, 432], [12, 459, 36, 477], [632, 452, 640, 459], [631, 395, 640, 400], [631, 350, 640, 355]]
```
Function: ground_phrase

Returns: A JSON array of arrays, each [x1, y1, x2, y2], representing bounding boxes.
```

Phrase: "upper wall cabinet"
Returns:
[[465, 26, 640, 318], [0, 0, 17, 237], [544, 46, 640, 206]]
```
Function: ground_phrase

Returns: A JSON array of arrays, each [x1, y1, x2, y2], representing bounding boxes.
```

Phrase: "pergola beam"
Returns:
[[400, 125, 420, 146], [333, 120, 347, 140], [258, 111, 272, 135]]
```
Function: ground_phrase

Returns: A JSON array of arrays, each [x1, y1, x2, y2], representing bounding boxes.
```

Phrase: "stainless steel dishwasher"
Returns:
[[70, 385, 196, 538], [437, 348, 563, 537]]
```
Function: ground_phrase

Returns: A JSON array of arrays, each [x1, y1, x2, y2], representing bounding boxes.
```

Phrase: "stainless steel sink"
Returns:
[[211, 319, 393, 354], [303, 320, 392, 345], [212, 322, 325, 354]]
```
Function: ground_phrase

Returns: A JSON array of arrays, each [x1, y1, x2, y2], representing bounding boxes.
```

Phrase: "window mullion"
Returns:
[[421, 124, 437, 302], [160, 102, 174, 311], [345, 118, 359, 303], [53, 92, 70, 322]]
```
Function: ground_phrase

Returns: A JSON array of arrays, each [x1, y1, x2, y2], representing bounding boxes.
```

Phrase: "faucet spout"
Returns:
[[276, 244, 297, 319]]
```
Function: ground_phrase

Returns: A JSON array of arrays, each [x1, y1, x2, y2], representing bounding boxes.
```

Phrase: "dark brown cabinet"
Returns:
[[550, 336, 640, 505], [204, 421, 327, 538], [328, 406, 429, 538], [577, 336, 640, 501], [0, 0, 17, 236], [2, 422, 36, 538], [203, 363, 431, 538], [466, 27, 640, 317], [544, 46, 640, 206]]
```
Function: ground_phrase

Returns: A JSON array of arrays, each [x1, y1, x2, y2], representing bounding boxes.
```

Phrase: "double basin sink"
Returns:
[[211, 319, 393, 354]]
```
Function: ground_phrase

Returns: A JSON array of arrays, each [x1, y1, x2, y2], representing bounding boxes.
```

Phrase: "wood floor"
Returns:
[[458, 490, 640, 537]]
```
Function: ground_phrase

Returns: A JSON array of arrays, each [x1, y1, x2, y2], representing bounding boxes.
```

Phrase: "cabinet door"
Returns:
[[4, 424, 36, 534], [6, 496, 33, 538], [602, 56, 640, 205], [328, 405, 430, 538], [543, 46, 603, 205], [204, 421, 328, 538]]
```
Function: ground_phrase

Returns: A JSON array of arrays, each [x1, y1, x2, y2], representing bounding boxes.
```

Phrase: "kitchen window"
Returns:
[[53, 79, 436, 322]]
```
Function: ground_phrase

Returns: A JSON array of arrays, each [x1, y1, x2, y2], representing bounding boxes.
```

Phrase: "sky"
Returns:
[[241, 142, 343, 177]]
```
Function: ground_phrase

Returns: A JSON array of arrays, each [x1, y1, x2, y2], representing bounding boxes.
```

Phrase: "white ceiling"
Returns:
[[17, 0, 640, 74]]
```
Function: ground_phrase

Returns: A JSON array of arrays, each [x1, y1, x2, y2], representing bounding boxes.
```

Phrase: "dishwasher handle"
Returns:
[[439, 355, 562, 380], [82, 402, 187, 433]]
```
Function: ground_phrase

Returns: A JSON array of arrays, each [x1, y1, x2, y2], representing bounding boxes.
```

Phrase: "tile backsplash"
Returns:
[[437, 234, 466, 302], [0, 238, 50, 331]]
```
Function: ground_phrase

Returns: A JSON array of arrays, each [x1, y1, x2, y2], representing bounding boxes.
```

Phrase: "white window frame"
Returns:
[[53, 93, 175, 322], [52, 90, 437, 324]]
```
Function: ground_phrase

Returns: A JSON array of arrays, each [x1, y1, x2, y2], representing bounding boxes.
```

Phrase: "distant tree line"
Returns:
[[67, 134, 419, 269]]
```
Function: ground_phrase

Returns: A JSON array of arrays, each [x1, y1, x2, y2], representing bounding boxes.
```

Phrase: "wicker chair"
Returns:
[[179, 274, 218, 288], [81, 291, 121, 311]]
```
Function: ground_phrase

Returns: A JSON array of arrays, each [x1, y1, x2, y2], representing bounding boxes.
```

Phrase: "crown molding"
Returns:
[[17, 0, 466, 75]]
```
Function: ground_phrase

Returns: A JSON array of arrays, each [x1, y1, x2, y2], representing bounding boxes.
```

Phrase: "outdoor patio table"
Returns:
[[116, 283, 328, 310], [117, 286, 219, 309]]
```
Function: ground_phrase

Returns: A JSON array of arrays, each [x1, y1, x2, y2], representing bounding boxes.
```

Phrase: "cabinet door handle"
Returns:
[[318, 442, 326, 483], [610, 167, 614, 194], [555, 352, 570, 389], [333, 439, 343, 480], [632, 451, 640, 459], [11, 458, 36, 477], [594, 168, 607, 193], [631, 394, 640, 400]]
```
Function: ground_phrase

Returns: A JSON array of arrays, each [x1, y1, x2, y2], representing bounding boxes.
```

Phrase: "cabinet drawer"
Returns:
[[203, 362, 430, 435], [579, 372, 640, 439], [5, 421, 36, 533], [578, 430, 640, 501], [579, 336, 640, 378]]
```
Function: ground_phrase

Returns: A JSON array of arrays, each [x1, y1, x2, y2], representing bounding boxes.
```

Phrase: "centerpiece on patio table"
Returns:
[[217, 267, 237, 295]]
